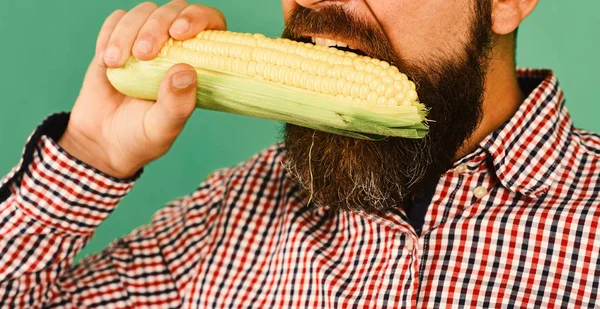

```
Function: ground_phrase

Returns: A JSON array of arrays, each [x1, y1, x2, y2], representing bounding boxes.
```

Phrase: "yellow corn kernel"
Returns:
[[150, 30, 419, 110]]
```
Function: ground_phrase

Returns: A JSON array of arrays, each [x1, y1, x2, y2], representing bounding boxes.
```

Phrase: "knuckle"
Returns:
[[110, 9, 127, 17], [211, 6, 226, 19], [139, 1, 159, 11], [146, 14, 170, 28], [167, 103, 194, 120], [106, 40, 121, 50], [135, 32, 155, 44], [103, 9, 125, 26], [185, 4, 207, 16], [189, 4, 209, 14], [180, 6, 209, 23], [115, 20, 133, 32], [188, 5, 226, 28], [106, 36, 124, 50]]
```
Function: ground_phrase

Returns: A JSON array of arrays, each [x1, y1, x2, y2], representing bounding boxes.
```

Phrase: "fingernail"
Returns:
[[134, 39, 153, 54], [172, 71, 196, 89], [171, 19, 189, 34], [104, 47, 120, 62]]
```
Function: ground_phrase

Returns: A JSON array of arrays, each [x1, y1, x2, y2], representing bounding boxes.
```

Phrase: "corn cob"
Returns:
[[106, 30, 428, 139]]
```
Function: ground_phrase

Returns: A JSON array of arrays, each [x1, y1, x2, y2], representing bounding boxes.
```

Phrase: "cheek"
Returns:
[[369, 0, 473, 62], [281, 0, 297, 22]]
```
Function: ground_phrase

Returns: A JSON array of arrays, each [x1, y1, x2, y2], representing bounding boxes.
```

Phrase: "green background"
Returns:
[[0, 1, 598, 259]]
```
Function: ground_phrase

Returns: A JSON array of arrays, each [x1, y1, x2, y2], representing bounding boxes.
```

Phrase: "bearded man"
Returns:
[[1, 0, 599, 308]]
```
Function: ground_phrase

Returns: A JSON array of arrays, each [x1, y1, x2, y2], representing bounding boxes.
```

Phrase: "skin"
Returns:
[[59, 0, 538, 179]]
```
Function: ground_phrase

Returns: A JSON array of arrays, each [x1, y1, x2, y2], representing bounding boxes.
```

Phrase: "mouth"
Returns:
[[296, 35, 369, 57]]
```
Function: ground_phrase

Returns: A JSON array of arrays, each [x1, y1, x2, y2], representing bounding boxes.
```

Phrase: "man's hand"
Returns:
[[59, 1, 227, 178]]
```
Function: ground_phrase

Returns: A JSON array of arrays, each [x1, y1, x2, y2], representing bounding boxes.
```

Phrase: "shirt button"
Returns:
[[474, 186, 488, 199], [405, 238, 414, 251], [454, 164, 468, 174]]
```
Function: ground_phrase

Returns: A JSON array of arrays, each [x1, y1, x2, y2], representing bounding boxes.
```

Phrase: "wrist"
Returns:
[[58, 127, 139, 179]]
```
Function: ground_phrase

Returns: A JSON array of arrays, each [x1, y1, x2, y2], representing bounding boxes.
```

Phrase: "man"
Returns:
[[1, 0, 598, 307]]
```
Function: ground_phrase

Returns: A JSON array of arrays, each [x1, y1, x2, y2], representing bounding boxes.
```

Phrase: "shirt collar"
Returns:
[[458, 68, 572, 198]]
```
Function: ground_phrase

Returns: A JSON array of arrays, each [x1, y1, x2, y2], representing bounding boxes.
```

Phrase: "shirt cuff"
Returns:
[[1, 112, 142, 234]]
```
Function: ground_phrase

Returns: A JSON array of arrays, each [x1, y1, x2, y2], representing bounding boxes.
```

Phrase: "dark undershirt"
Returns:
[[404, 180, 438, 236]]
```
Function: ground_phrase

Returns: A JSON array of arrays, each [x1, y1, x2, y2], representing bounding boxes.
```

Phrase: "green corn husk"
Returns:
[[107, 56, 429, 140]]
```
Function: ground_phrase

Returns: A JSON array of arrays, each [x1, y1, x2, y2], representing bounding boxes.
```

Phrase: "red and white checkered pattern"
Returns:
[[1, 69, 599, 308]]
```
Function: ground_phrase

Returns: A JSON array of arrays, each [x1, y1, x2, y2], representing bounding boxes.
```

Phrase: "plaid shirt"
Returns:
[[1, 68, 599, 308]]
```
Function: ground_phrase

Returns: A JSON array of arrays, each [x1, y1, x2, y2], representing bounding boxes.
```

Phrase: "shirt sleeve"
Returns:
[[0, 113, 140, 307], [0, 113, 229, 308]]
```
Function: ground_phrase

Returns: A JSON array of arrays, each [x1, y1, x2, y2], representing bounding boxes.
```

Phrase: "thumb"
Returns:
[[144, 63, 198, 144]]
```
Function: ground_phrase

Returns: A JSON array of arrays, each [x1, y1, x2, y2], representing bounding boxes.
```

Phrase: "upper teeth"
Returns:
[[311, 37, 358, 50]]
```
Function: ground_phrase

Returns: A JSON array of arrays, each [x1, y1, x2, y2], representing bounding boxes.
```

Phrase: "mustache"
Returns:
[[281, 6, 400, 67]]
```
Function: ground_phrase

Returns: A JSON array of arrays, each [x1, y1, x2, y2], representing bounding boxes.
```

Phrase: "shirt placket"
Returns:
[[356, 208, 420, 306], [420, 152, 491, 235], [355, 151, 496, 307], [414, 153, 499, 307]]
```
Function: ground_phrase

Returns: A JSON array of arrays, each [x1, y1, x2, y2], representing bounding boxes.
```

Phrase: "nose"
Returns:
[[295, 0, 350, 9], [281, 0, 350, 22]]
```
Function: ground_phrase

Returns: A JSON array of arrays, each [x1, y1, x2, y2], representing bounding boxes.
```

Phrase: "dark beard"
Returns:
[[282, 3, 493, 213]]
